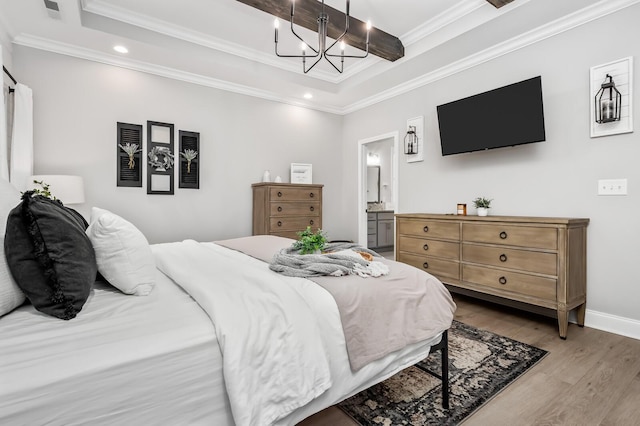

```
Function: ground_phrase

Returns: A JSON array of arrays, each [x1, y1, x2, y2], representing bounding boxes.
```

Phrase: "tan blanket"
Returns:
[[216, 235, 456, 371]]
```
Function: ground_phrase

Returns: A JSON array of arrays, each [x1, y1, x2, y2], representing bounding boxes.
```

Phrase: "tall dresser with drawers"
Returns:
[[252, 183, 323, 239], [395, 213, 589, 339]]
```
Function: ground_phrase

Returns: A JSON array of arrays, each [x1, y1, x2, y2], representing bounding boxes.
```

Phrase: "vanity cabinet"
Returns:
[[395, 213, 589, 339], [367, 211, 394, 250], [252, 183, 323, 239]]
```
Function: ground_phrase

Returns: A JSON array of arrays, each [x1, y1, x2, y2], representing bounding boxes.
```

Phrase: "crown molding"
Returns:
[[12, 34, 343, 115], [12, 0, 640, 116], [341, 0, 640, 114], [401, 0, 486, 47]]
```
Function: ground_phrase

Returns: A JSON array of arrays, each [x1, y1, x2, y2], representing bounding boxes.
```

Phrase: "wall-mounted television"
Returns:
[[437, 76, 546, 156]]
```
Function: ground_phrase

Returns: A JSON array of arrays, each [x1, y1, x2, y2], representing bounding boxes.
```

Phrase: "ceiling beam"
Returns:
[[236, 0, 404, 62], [486, 0, 515, 8]]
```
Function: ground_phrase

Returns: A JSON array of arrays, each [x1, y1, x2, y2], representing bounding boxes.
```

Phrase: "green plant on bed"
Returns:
[[293, 226, 327, 254]]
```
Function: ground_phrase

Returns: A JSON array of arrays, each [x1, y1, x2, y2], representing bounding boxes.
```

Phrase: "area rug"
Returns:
[[338, 320, 547, 425]]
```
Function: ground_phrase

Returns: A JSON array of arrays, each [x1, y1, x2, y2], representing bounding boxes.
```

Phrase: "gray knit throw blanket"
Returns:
[[269, 242, 382, 278]]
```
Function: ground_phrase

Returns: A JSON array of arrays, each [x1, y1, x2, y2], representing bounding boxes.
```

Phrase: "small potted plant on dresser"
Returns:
[[472, 197, 492, 216]]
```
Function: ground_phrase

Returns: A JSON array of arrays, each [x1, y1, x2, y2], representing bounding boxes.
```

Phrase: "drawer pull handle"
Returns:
[[277, 221, 282, 227], [499, 276, 507, 285], [277, 206, 283, 212], [310, 192, 315, 198], [423, 244, 429, 251], [277, 191, 283, 197], [310, 206, 314, 212], [423, 262, 429, 269], [423, 226, 429, 233], [310, 220, 314, 225], [499, 231, 508, 239], [499, 254, 507, 262]]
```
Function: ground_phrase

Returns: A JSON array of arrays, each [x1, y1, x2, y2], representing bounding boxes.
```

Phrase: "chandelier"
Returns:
[[273, 0, 371, 74]]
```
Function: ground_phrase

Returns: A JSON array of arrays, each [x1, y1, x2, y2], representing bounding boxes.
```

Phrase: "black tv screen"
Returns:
[[437, 76, 546, 156]]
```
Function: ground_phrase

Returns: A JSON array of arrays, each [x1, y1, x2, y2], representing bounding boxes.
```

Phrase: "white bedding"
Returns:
[[153, 240, 332, 426], [0, 241, 447, 425], [0, 270, 231, 425]]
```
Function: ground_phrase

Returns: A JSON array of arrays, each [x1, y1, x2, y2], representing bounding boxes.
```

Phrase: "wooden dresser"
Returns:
[[252, 183, 323, 239], [395, 213, 589, 339]]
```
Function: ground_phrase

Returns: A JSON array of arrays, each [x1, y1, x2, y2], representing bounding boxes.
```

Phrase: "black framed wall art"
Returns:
[[147, 120, 175, 195], [179, 130, 200, 189], [117, 122, 143, 187]]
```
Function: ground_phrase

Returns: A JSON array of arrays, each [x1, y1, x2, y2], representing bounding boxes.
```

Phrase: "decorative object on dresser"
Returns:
[[116, 122, 143, 187], [252, 183, 323, 239], [178, 130, 199, 189], [147, 121, 174, 195], [396, 214, 589, 339], [290, 163, 312, 184], [472, 197, 492, 216]]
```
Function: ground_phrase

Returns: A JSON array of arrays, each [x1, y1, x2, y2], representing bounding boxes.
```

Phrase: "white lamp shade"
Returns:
[[27, 175, 85, 205]]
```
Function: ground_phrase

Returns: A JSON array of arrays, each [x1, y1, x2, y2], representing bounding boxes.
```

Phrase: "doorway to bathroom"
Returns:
[[357, 132, 398, 256]]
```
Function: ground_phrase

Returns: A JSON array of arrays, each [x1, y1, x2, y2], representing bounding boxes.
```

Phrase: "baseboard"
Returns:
[[585, 309, 640, 341]]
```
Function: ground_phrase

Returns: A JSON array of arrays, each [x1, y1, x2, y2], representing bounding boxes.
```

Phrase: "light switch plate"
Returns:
[[597, 179, 628, 195]]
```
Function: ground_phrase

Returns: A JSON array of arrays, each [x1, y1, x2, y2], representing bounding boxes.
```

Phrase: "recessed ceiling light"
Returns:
[[303, 93, 313, 99], [113, 45, 128, 54]]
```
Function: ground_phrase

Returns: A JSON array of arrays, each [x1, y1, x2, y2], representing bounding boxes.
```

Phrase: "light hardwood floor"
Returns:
[[299, 294, 640, 426]]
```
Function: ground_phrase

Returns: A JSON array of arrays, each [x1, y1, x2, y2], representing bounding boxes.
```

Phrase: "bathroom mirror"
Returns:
[[366, 166, 380, 203]]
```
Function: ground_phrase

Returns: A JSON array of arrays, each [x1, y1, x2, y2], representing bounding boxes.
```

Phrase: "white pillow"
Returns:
[[1, 179, 26, 317], [86, 207, 155, 296]]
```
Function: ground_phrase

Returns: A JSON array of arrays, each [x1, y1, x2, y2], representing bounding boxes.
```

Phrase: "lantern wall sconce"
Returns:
[[590, 57, 633, 138], [405, 116, 424, 163], [404, 126, 418, 155], [594, 74, 622, 124]]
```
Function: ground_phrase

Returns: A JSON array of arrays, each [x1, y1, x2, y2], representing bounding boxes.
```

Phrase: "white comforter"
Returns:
[[152, 240, 332, 426]]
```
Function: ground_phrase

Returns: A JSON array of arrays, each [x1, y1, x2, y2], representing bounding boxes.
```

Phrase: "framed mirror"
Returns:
[[367, 166, 380, 203]]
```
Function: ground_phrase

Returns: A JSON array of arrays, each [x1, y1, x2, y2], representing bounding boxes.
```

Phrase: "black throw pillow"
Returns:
[[4, 192, 97, 320]]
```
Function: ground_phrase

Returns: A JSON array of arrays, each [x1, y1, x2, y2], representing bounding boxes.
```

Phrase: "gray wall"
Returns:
[[342, 6, 640, 326], [12, 47, 346, 243]]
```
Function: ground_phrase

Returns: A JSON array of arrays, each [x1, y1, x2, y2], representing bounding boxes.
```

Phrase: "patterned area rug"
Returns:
[[339, 320, 547, 425]]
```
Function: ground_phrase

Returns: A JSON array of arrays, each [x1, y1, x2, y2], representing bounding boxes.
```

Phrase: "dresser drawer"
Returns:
[[270, 187, 321, 201], [270, 216, 319, 231], [397, 220, 459, 240], [462, 244, 557, 275], [462, 223, 557, 250], [462, 264, 556, 301], [397, 253, 459, 281], [398, 236, 460, 260], [270, 202, 320, 217]]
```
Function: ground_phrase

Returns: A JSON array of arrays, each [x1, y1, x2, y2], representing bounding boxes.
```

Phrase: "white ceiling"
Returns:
[[0, 0, 635, 114]]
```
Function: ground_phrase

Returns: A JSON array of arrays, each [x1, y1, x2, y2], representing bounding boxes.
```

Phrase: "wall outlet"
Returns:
[[597, 178, 628, 195]]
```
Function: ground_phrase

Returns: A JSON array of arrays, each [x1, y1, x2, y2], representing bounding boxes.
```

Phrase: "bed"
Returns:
[[0, 180, 456, 425]]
